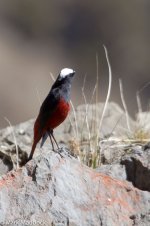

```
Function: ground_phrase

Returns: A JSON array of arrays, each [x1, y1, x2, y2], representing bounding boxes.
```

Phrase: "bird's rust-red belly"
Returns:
[[47, 98, 70, 129]]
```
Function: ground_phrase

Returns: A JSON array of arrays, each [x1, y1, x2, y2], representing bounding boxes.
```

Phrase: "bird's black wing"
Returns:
[[38, 88, 60, 132], [40, 132, 49, 148]]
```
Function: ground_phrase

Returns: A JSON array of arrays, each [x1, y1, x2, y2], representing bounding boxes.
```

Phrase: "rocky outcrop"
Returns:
[[121, 145, 150, 191], [0, 148, 150, 226], [0, 103, 150, 225]]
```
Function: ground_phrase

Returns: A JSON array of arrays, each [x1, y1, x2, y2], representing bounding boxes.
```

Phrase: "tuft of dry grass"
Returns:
[[68, 45, 113, 168], [68, 46, 150, 168], [133, 129, 150, 142], [4, 117, 19, 169]]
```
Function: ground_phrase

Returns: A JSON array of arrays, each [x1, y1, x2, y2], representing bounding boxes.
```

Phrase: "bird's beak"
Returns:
[[70, 71, 75, 77]]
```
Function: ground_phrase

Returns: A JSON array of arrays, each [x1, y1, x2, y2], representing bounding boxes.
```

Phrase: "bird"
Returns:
[[27, 68, 75, 161]]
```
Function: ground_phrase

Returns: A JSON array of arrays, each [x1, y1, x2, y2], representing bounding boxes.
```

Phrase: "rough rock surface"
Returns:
[[98, 139, 150, 191], [96, 164, 127, 181], [0, 103, 150, 225], [121, 145, 150, 191], [0, 148, 150, 226]]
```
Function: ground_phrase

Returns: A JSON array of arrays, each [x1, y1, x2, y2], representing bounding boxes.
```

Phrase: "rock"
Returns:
[[0, 119, 34, 146], [68, 102, 135, 140], [99, 141, 125, 164], [136, 111, 150, 132], [96, 164, 127, 181], [0, 103, 150, 225], [98, 142, 150, 192], [130, 211, 150, 226], [121, 146, 150, 191], [0, 148, 150, 226], [0, 143, 29, 175]]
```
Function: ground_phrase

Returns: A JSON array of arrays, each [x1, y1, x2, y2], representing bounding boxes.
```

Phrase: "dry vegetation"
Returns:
[[68, 46, 150, 168]]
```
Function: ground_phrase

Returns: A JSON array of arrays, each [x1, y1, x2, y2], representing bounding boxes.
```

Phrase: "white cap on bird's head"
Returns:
[[60, 68, 75, 78]]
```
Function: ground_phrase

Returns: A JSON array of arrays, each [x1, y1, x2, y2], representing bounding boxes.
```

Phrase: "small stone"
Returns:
[[18, 129, 25, 135]]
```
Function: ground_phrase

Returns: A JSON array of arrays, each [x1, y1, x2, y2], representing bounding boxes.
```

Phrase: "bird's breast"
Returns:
[[47, 98, 70, 129]]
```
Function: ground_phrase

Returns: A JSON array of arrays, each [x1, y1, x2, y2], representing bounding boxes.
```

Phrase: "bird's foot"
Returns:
[[52, 148, 64, 158], [27, 157, 32, 162], [56, 147, 72, 158]]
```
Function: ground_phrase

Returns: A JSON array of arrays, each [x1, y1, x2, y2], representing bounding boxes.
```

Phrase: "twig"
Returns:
[[90, 83, 97, 104], [4, 117, 19, 169], [138, 81, 150, 94], [100, 137, 150, 144], [119, 79, 131, 132], [108, 114, 124, 137], [49, 72, 55, 82], [135, 81, 150, 114], [136, 81, 150, 114], [81, 74, 92, 151], [95, 53, 99, 146], [136, 91, 142, 114], [96, 52, 99, 103], [98, 45, 112, 134], [68, 114, 76, 138], [70, 100, 79, 141]]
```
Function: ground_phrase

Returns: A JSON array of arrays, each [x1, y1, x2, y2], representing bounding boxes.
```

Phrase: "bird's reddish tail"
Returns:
[[28, 141, 37, 161], [28, 118, 42, 161]]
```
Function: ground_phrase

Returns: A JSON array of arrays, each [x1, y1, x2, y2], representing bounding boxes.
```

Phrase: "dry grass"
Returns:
[[68, 46, 150, 168], [68, 45, 113, 168], [132, 129, 150, 142], [4, 117, 19, 169]]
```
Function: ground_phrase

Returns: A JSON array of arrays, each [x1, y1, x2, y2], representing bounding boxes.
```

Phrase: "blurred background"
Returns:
[[0, 0, 150, 128]]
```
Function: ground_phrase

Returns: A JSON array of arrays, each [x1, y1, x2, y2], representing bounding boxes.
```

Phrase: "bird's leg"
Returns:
[[48, 129, 63, 157], [48, 131, 55, 151], [51, 131, 60, 150]]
